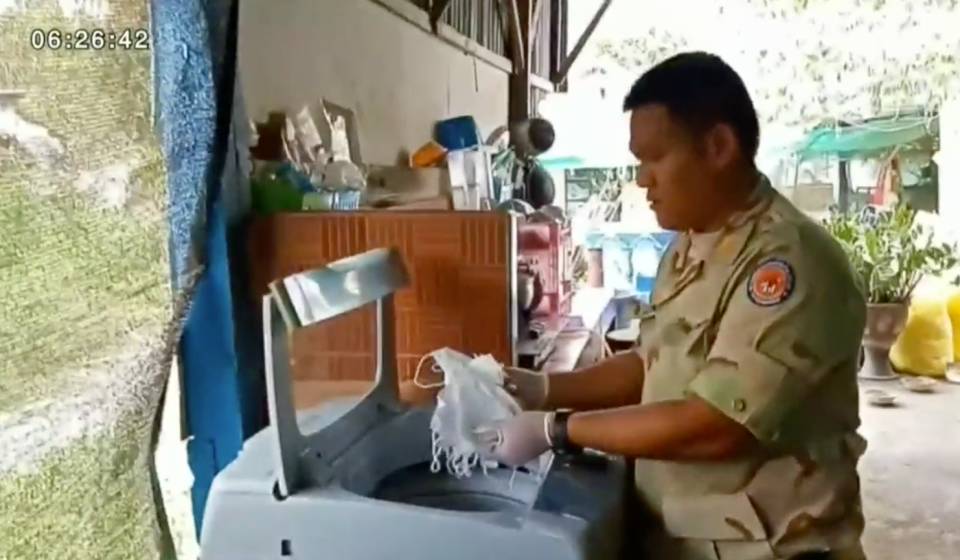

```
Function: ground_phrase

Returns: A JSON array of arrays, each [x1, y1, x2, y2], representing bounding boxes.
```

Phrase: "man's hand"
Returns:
[[502, 367, 549, 410], [478, 411, 551, 468]]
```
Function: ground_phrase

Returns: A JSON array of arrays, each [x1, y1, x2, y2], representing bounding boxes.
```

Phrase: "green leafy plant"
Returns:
[[821, 202, 959, 303]]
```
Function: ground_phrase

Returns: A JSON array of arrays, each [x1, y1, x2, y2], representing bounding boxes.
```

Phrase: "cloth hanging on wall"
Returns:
[[153, 0, 246, 544]]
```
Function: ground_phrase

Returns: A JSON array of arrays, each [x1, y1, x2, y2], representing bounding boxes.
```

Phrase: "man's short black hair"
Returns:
[[623, 51, 760, 160]]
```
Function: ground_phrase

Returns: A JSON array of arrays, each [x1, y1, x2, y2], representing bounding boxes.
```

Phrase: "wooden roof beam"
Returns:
[[529, 0, 545, 45], [548, 0, 567, 91], [506, 0, 533, 124], [428, 0, 452, 33], [551, 0, 612, 86], [500, 0, 527, 70]]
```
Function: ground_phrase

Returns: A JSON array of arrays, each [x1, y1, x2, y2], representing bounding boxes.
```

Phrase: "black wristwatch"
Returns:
[[549, 410, 583, 456]]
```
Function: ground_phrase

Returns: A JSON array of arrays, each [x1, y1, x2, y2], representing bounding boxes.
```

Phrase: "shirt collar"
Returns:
[[678, 174, 775, 268]]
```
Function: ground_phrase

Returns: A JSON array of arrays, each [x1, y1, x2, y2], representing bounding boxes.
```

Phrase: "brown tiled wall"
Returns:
[[248, 212, 513, 382]]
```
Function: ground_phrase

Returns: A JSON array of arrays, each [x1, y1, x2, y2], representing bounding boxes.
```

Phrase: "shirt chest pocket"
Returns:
[[641, 310, 716, 403]]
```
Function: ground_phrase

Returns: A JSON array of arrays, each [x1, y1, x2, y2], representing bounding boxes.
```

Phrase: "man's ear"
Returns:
[[704, 124, 738, 169]]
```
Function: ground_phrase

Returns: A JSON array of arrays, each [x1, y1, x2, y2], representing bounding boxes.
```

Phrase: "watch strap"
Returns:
[[549, 409, 583, 456]]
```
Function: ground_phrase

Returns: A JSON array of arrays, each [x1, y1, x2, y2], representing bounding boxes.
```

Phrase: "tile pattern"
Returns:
[[248, 211, 512, 382]]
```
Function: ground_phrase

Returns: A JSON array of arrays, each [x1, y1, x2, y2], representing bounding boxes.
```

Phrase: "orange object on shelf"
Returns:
[[248, 211, 514, 384], [410, 141, 447, 168]]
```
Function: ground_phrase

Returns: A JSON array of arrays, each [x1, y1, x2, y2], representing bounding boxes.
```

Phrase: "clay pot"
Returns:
[[858, 303, 908, 381]]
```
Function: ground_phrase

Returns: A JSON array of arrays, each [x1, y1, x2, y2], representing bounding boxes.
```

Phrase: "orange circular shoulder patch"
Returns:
[[747, 259, 794, 306]]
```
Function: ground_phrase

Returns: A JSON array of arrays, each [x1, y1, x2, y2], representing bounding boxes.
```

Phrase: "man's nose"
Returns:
[[635, 166, 653, 189]]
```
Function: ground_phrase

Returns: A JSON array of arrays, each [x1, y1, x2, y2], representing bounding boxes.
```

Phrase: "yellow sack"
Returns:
[[946, 287, 960, 361], [890, 294, 954, 377]]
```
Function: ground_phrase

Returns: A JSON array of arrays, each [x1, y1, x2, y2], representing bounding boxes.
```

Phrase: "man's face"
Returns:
[[628, 105, 727, 231]]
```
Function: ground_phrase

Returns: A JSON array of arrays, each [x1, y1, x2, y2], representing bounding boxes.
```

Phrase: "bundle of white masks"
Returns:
[[414, 348, 551, 479]]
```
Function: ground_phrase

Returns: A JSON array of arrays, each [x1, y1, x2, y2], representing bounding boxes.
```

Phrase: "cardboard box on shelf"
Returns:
[[366, 165, 454, 207]]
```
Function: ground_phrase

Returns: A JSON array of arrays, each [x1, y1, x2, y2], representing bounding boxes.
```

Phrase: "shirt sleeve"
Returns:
[[685, 250, 864, 444]]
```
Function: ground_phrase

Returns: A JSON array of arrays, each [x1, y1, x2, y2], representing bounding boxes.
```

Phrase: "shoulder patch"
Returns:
[[747, 258, 794, 307]]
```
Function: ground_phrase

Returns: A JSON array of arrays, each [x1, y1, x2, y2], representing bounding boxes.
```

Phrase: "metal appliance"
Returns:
[[200, 247, 626, 560], [515, 210, 574, 369]]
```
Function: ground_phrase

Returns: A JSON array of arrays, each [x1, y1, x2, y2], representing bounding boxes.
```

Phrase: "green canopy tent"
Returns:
[[788, 111, 938, 211], [791, 112, 938, 160]]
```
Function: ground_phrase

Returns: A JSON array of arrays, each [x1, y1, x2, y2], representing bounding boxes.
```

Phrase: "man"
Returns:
[[482, 52, 868, 560]]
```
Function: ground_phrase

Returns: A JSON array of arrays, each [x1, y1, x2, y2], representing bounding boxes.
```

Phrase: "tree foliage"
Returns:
[[589, 0, 960, 125]]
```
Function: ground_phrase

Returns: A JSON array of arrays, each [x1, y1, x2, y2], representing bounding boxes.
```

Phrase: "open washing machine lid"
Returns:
[[263, 246, 410, 498]]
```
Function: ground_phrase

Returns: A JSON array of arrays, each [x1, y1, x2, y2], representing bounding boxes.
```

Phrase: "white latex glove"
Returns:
[[502, 366, 549, 410], [477, 411, 551, 468]]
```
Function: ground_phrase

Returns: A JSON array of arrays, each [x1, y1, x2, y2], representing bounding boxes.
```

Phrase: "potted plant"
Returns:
[[821, 203, 958, 380]]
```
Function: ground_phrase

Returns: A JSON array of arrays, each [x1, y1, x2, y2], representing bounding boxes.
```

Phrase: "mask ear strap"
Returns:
[[412, 351, 445, 389], [429, 431, 443, 474]]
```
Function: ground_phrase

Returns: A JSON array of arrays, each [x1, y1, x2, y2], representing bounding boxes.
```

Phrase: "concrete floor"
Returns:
[[859, 379, 960, 560]]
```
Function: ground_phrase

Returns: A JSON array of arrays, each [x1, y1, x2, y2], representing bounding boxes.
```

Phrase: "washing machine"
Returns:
[[200, 247, 628, 560]]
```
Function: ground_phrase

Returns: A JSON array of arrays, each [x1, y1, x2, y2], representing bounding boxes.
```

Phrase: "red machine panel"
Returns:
[[516, 220, 572, 319]]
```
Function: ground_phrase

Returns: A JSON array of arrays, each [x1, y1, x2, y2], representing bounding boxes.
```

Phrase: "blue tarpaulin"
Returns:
[[152, 0, 246, 537]]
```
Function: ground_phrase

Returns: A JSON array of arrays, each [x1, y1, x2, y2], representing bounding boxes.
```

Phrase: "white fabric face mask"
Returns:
[[413, 348, 551, 480]]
